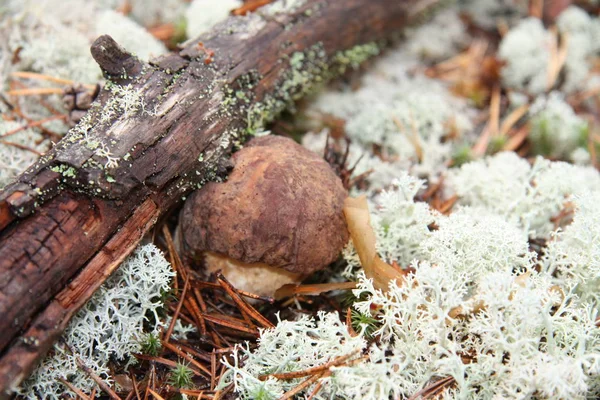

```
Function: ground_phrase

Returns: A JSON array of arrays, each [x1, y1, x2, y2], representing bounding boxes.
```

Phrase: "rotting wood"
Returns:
[[0, 0, 445, 394]]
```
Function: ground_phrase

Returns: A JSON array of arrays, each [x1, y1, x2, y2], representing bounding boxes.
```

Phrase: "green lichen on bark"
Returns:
[[222, 41, 382, 140]]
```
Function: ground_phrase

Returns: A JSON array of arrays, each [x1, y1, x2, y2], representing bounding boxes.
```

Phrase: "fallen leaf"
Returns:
[[343, 196, 406, 291]]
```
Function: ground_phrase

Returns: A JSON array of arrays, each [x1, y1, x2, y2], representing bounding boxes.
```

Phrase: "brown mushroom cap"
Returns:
[[179, 135, 349, 275]]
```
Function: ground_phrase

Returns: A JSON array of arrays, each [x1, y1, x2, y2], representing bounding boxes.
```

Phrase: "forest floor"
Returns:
[[2, 0, 600, 399]]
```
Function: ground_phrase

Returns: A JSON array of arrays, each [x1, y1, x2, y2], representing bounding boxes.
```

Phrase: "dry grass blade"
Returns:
[[232, 0, 274, 15], [162, 341, 211, 377], [274, 281, 357, 300], [499, 104, 529, 137], [190, 288, 208, 336], [192, 287, 222, 347], [393, 116, 423, 162], [164, 276, 190, 343], [407, 376, 455, 400], [143, 363, 156, 400], [547, 29, 569, 91], [75, 356, 122, 400], [0, 140, 43, 155], [183, 296, 207, 335], [134, 354, 206, 377], [211, 350, 217, 391], [503, 126, 530, 151], [162, 225, 184, 288], [472, 85, 502, 156], [131, 373, 142, 400], [0, 114, 66, 138], [345, 308, 359, 337], [472, 121, 492, 157], [10, 71, 96, 89], [201, 313, 259, 336], [147, 388, 165, 400], [439, 195, 457, 214], [305, 378, 325, 400], [235, 289, 275, 303], [277, 371, 328, 400], [217, 273, 274, 329], [5, 87, 65, 96], [215, 277, 257, 330], [177, 388, 214, 398], [260, 350, 360, 381], [489, 85, 501, 137], [58, 377, 91, 400]]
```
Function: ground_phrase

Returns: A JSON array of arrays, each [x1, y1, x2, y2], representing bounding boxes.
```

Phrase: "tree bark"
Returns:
[[0, 0, 443, 394]]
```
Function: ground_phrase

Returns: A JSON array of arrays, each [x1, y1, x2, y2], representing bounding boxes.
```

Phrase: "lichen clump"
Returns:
[[20, 244, 175, 399]]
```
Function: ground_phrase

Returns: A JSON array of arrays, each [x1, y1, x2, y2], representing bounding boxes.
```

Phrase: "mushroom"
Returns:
[[178, 135, 349, 297]]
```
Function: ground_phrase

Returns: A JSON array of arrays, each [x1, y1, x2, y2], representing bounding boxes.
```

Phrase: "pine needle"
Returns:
[[10, 71, 96, 89]]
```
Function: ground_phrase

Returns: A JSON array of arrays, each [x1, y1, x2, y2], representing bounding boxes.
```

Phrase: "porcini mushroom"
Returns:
[[178, 135, 349, 297]]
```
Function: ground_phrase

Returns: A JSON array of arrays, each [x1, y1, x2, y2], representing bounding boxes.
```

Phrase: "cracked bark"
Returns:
[[0, 0, 443, 394]]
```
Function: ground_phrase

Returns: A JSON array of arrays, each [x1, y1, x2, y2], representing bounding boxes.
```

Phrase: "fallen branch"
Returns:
[[0, 0, 444, 394]]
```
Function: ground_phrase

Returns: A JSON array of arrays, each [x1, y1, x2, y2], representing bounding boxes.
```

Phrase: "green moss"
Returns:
[[577, 124, 590, 148], [487, 134, 508, 155], [350, 309, 380, 339], [140, 333, 161, 357], [451, 144, 473, 167], [531, 117, 555, 156]]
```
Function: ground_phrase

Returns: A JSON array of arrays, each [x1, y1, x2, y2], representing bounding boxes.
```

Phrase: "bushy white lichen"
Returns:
[[95, 10, 167, 61], [185, 0, 242, 39], [124, 0, 188, 28], [499, 6, 600, 94], [19, 244, 175, 399], [459, 0, 528, 30], [369, 174, 437, 266], [219, 312, 366, 399], [304, 48, 475, 187], [445, 151, 600, 238], [5, 9, 101, 85], [498, 18, 552, 95], [556, 6, 600, 93], [542, 190, 600, 305], [529, 91, 589, 160], [422, 207, 534, 281], [406, 9, 468, 61], [352, 263, 600, 399]]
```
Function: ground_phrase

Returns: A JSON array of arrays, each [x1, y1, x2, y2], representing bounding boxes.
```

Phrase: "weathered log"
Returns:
[[0, 0, 444, 394]]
